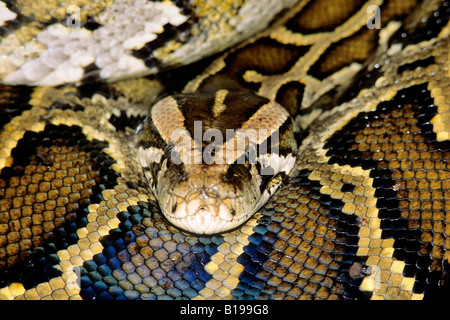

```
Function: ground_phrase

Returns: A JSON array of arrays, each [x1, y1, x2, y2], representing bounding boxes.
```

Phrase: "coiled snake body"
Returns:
[[0, 0, 449, 300]]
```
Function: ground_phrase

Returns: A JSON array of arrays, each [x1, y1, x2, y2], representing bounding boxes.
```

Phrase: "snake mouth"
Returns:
[[161, 191, 250, 234]]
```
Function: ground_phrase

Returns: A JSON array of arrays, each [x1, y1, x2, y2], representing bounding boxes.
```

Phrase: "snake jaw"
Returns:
[[163, 188, 247, 234]]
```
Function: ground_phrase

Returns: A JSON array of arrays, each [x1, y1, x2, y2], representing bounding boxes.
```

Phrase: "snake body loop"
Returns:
[[0, 0, 449, 300]]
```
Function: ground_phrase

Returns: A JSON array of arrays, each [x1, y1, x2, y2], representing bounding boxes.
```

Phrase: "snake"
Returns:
[[0, 0, 449, 301]]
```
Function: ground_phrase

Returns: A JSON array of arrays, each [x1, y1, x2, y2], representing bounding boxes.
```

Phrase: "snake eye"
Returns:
[[225, 163, 251, 187], [163, 142, 175, 159], [164, 142, 184, 167]]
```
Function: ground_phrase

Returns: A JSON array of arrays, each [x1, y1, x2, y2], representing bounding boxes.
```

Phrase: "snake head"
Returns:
[[138, 90, 297, 234]]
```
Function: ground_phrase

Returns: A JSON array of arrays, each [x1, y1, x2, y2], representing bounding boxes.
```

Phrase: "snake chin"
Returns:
[[149, 163, 253, 234], [163, 195, 250, 234]]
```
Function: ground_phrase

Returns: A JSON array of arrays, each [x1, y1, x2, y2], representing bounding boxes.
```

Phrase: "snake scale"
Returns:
[[0, 0, 449, 302]]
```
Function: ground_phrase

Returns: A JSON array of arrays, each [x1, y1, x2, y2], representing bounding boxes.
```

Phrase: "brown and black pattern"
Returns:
[[0, 0, 449, 302], [307, 0, 420, 80], [324, 84, 450, 298], [197, 38, 311, 94], [339, 0, 450, 104], [0, 124, 119, 289], [235, 169, 366, 300], [0, 85, 33, 130], [285, 0, 365, 34], [186, 0, 425, 126]]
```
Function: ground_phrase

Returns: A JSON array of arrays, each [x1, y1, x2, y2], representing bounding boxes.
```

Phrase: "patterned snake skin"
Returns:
[[0, 0, 449, 301]]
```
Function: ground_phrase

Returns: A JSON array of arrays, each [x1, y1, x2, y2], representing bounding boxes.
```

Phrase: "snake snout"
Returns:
[[160, 180, 251, 234]]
